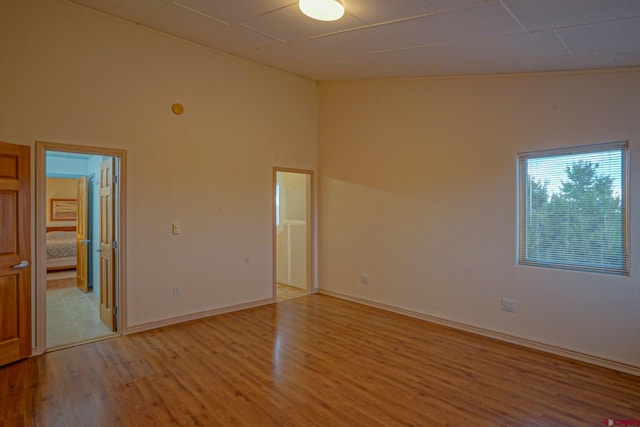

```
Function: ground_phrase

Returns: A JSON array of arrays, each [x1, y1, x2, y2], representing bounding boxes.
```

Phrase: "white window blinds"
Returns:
[[518, 142, 628, 275]]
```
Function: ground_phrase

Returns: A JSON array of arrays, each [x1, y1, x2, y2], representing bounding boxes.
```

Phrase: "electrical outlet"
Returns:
[[501, 298, 515, 313], [173, 286, 182, 297], [360, 274, 369, 285]]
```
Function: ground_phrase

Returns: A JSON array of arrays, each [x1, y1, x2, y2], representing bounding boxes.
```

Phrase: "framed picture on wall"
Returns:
[[50, 198, 77, 221]]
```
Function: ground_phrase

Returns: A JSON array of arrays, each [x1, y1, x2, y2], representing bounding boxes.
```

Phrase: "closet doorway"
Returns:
[[36, 142, 126, 352], [273, 168, 313, 301]]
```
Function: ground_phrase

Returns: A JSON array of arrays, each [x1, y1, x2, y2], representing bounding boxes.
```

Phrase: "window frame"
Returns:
[[517, 141, 629, 275]]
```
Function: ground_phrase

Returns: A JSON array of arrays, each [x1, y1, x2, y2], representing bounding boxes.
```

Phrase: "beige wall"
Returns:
[[318, 70, 640, 367], [0, 0, 317, 327], [46, 177, 76, 227]]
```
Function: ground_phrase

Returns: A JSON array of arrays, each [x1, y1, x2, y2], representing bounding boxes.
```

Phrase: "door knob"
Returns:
[[12, 260, 29, 269], [81, 239, 90, 243]]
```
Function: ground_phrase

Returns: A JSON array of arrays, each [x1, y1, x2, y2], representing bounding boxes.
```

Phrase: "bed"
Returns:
[[46, 226, 77, 271]]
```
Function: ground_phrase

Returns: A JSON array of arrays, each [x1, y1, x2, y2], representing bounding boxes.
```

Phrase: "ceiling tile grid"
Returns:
[[552, 50, 640, 70], [501, 0, 640, 31], [71, 0, 172, 23], [200, 24, 284, 54], [287, 29, 394, 59], [241, 4, 369, 42], [351, 1, 527, 49], [175, 0, 296, 25], [141, 3, 229, 43], [68, 0, 640, 80], [554, 16, 640, 55], [343, 0, 491, 26]]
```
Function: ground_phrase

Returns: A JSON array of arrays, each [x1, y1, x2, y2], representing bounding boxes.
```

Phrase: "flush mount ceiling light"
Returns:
[[298, 0, 345, 21]]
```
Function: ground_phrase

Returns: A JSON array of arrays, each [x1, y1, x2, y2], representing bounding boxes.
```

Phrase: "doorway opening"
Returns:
[[36, 142, 126, 352], [274, 168, 313, 301]]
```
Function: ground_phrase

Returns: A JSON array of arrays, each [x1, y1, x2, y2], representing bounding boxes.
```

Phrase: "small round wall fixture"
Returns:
[[298, 0, 345, 21], [171, 103, 184, 115]]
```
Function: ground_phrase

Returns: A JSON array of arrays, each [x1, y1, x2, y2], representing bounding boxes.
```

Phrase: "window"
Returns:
[[518, 142, 628, 275]]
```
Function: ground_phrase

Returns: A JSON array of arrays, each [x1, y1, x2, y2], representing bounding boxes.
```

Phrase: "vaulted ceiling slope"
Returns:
[[68, 0, 640, 80]]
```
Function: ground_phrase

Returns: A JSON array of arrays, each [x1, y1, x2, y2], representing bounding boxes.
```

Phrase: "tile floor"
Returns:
[[276, 283, 308, 301], [46, 276, 115, 349]]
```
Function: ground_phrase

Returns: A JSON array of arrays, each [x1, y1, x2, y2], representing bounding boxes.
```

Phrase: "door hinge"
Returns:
[[114, 174, 119, 184], [113, 241, 118, 250], [114, 306, 118, 315]]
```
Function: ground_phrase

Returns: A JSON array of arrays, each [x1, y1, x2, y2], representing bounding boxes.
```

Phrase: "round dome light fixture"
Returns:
[[298, 0, 345, 22]]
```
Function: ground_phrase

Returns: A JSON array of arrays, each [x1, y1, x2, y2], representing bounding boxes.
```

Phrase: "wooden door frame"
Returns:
[[34, 141, 127, 355], [272, 167, 316, 298]]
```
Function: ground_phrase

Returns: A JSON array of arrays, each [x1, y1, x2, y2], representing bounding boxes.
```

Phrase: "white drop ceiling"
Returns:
[[67, 0, 640, 80]]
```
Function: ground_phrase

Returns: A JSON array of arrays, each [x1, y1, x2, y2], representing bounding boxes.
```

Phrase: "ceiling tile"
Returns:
[[323, 50, 442, 79], [411, 31, 568, 63], [243, 4, 368, 42], [502, 0, 640, 32], [288, 28, 393, 58], [199, 24, 283, 54], [434, 57, 559, 76], [142, 4, 229, 44], [556, 16, 640, 55], [240, 44, 332, 78], [175, 0, 296, 25], [298, 32, 565, 80], [243, 43, 440, 80], [359, 1, 525, 49], [279, 50, 440, 80], [553, 51, 640, 71], [345, 0, 490, 25], [241, 43, 309, 67], [72, 0, 171, 23], [67, 0, 640, 80]]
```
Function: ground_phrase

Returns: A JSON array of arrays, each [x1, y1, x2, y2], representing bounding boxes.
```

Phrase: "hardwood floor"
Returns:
[[1, 294, 639, 426]]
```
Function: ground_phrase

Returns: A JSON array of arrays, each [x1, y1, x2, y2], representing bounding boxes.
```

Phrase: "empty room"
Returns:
[[1, 0, 639, 426]]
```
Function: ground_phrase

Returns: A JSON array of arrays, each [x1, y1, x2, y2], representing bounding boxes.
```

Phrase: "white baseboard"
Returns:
[[318, 288, 640, 377], [123, 297, 276, 335]]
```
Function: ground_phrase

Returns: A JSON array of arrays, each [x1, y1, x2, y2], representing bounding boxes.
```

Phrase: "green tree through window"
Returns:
[[519, 143, 628, 275]]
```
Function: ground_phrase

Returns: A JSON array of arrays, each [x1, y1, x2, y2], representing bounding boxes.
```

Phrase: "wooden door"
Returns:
[[99, 158, 116, 331], [76, 176, 88, 293], [0, 142, 31, 366]]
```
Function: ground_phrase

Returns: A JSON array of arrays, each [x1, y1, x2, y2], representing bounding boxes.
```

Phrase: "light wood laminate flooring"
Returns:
[[2, 295, 638, 426]]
